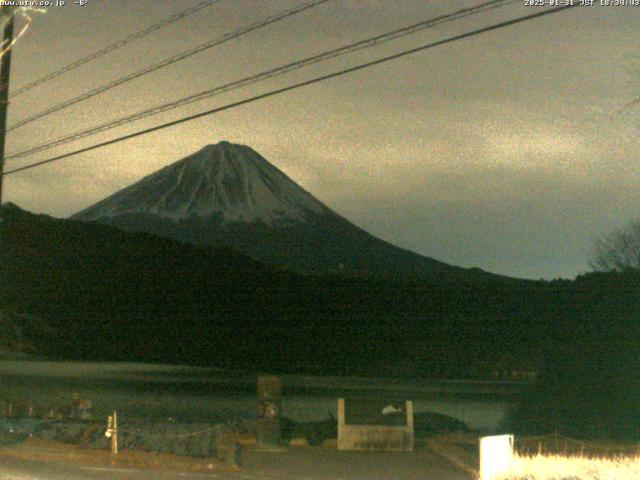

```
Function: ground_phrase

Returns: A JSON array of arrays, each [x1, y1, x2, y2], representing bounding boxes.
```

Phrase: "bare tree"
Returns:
[[591, 220, 640, 272]]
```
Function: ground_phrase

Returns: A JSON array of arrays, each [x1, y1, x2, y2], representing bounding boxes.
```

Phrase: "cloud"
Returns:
[[482, 128, 584, 165]]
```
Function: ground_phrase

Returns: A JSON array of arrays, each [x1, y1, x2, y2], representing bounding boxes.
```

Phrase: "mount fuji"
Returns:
[[73, 141, 500, 283]]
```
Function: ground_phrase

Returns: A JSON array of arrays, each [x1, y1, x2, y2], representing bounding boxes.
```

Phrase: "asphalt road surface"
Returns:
[[0, 446, 473, 480]]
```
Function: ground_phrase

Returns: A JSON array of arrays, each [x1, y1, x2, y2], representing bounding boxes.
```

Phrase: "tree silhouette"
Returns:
[[591, 220, 640, 272]]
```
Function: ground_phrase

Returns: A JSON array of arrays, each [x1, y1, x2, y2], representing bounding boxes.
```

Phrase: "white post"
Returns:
[[337, 398, 346, 451], [105, 411, 119, 455], [112, 410, 118, 455], [405, 400, 414, 429], [337, 398, 345, 428], [479, 434, 513, 480]]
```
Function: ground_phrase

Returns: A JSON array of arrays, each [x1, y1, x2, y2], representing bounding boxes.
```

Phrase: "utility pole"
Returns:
[[0, 6, 15, 215]]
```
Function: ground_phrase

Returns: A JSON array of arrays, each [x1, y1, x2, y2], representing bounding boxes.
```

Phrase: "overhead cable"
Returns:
[[2, 4, 579, 178], [6, 0, 331, 131], [10, 0, 223, 97], [6, 0, 519, 161]]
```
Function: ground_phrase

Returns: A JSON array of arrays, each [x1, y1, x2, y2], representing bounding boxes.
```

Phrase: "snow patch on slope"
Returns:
[[74, 142, 327, 225]]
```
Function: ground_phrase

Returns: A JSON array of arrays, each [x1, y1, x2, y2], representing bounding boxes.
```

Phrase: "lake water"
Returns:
[[0, 360, 522, 432]]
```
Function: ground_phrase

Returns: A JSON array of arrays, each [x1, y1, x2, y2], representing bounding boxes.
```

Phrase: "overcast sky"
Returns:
[[3, 0, 639, 280]]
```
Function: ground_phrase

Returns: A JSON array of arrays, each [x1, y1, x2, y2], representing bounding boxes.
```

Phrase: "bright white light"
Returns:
[[480, 434, 514, 480]]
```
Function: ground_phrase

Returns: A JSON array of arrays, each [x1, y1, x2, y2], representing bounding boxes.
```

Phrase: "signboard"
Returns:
[[479, 434, 514, 480], [344, 399, 408, 426]]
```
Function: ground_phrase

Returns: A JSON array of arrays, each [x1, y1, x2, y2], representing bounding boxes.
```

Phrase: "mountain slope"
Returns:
[[73, 141, 505, 284]]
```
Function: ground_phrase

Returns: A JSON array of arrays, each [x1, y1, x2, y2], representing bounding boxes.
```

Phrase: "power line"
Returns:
[[2, 4, 579, 178], [5, 0, 331, 132], [10, 0, 223, 98], [6, 0, 519, 162]]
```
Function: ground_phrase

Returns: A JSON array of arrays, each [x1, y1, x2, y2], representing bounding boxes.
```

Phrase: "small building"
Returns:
[[337, 398, 414, 451]]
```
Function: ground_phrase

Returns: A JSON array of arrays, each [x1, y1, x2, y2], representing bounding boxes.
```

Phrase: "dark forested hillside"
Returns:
[[1, 203, 549, 376], [3, 204, 640, 438]]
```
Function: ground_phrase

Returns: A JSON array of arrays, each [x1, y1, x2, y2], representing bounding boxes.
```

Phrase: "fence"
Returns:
[[428, 431, 640, 480], [477, 432, 640, 480], [0, 415, 241, 465], [0, 387, 254, 461], [514, 432, 640, 458]]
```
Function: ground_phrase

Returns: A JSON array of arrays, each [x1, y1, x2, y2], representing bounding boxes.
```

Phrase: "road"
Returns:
[[0, 445, 473, 480]]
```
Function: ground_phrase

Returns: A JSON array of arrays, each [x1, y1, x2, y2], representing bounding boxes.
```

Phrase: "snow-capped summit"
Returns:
[[74, 141, 326, 225]]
